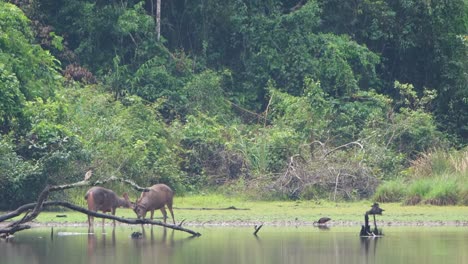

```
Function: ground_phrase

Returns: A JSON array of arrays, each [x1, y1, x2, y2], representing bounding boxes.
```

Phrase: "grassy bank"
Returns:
[[373, 149, 468, 206], [2, 195, 467, 226]]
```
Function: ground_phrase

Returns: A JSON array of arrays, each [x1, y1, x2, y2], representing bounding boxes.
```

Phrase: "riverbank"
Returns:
[[1, 195, 468, 228]]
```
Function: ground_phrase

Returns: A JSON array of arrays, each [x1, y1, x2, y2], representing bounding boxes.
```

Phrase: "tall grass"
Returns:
[[410, 149, 467, 179], [424, 179, 459, 205], [373, 180, 407, 202], [404, 179, 433, 205], [400, 148, 467, 205]]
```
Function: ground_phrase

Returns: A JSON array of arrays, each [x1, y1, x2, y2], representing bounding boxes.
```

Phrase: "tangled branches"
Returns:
[[271, 141, 378, 200]]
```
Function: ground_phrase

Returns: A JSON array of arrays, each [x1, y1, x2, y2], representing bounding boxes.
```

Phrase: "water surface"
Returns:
[[1, 226, 467, 264]]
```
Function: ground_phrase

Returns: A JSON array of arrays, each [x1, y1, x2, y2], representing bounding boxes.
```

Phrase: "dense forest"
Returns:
[[0, 0, 467, 209]]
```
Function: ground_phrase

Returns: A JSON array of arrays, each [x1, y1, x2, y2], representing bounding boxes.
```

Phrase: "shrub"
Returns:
[[300, 184, 329, 200], [460, 184, 468, 206], [404, 179, 432, 205], [373, 180, 407, 203], [424, 179, 459, 205], [0, 139, 47, 209]]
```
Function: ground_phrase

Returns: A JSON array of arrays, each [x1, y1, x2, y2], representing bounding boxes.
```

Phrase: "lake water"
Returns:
[[1, 226, 467, 264]]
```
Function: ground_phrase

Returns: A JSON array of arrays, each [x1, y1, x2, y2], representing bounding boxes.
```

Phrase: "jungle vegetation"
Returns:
[[0, 0, 467, 209]]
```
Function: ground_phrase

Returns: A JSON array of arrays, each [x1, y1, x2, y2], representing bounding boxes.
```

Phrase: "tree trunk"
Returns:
[[157, 0, 161, 41]]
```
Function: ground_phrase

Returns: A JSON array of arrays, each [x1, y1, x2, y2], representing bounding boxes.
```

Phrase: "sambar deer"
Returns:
[[133, 184, 175, 224], [84, 186, 132, 227]]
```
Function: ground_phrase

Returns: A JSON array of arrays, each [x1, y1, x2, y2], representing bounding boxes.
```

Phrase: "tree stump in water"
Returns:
[[360, 203, 384, 237], [360, 213, 383, 237]]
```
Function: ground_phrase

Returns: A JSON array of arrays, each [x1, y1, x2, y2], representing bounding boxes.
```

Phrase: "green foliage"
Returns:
[[424, 179, 459, 205], [183, 70, 231, 117], [358, 83, 445, 174], [267, 78, 332, 141], [176, 113, 243, 188], [392, 148, 468, 205], [373, 180, 407, 203], [1, 0, 466, 206], [404, 179, 432, 205], [117, 2, 154, 36], [0, 137, 46, 209], [237, 6, 380, 107], [0, 2, 61, 133], [61, 87, 185, 190], [318, 0, 468, 143], [391, 108, 442, 157], [0, 63, 24, 133], [460, 183, 468, 206], [261, 126, 300, 173]]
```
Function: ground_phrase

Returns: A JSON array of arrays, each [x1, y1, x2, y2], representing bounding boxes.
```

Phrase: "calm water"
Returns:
[[1, 226, 467, 264]]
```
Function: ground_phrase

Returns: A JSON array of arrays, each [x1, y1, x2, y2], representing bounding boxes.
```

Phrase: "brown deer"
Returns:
[[84, 186, 132, 227], [133, 184, 175, 225]]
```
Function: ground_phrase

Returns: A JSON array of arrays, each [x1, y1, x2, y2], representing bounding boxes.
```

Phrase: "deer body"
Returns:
[[84, 186, 131, 226], [134, 184, 175, 224]]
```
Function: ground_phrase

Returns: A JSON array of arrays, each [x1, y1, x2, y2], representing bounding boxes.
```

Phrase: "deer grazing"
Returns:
[[84, 186, 132, 227], [133, 184, 175, 225]]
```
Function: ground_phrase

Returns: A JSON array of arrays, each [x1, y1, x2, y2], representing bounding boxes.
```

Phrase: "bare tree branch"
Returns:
[[49, 176, 150, 192], [324, 141, 364, 157], [0, 225, 31, 238], [289, 0, 306, 13]]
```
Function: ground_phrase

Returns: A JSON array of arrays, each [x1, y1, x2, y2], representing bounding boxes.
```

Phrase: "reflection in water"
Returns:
[[0, 238, 39, 264], [317, 225, 331, 231], [87, 232, 96, 257], [2, 227, 468, 264], [360, 237, 379, 264], [87, 226, 117, 264], [132, 225, 196, 263]]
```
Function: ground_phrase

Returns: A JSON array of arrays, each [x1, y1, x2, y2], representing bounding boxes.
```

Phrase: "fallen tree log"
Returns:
[[0, 225, 31, 238], [0, 201, 201, 236], [0, 176, 201, 237]]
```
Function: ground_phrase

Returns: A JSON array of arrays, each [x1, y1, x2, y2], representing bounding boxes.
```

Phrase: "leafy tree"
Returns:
[[0, 2, 61, 134], [318, 0, 468, 143], [0, 138, 46, 209]]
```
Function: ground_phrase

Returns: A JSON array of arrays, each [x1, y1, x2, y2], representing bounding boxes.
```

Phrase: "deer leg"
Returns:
[[160, 208, 168, 223], [87, 209, 95, 227], [167, 203, 175, 225], [150, 210, 154, 220], [111, 208, 116, 226]]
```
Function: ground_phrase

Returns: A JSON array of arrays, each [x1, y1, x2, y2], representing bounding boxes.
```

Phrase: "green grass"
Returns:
[[424, 179, 459, 205], [373, 180, 407, 202], [2, 194, 468, 225], [404, 179, 432, 205]]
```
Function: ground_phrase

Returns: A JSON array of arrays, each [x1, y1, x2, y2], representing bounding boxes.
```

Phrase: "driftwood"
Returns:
[[360, 213, 383, 237], [253, 224, 263, 236], [0, 177, 201, 237]]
